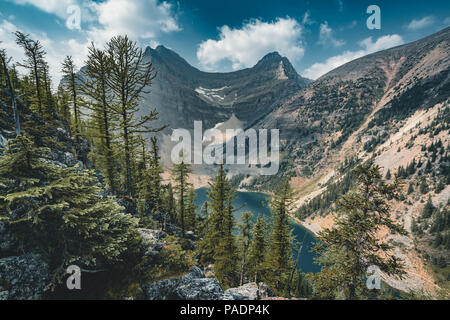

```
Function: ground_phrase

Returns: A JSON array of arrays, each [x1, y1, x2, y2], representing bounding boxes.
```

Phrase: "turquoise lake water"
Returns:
[[194, 188, 321, 274]]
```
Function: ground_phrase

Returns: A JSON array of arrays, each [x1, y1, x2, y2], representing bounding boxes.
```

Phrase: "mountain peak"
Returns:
[[260, 51, 282, 62]]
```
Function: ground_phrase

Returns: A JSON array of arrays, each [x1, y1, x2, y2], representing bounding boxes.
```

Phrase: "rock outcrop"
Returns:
[[141, 265, 275, 300], [142, 266, 226, 300], [225, 282, 274, 300], [0, 254, 49, 300]]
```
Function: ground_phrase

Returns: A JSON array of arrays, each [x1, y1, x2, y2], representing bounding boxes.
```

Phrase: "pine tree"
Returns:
[[171, 159, 192, 237], [164, 183, 176, 225], [61, 56, 81, 138], [0, 135, 143, 292], [197, 164, 229, 266], [248, 215, 267, 283], [267, 179, 295, 293], [185, 188, 197, 233], [106, 35, 165, 196], [422, 195, 434, 219], [385, 169, 391, 180], [419, 178, 429, 194], [0, 47, 20, 135], [80, 43, 118, 194], [14, 31, 45, 114], [214, 189, 238, 288], [312, 163, 406, 300], [147, 137, 163, 216], [238, 211, 253, 285], [407, 181, 414, 195]]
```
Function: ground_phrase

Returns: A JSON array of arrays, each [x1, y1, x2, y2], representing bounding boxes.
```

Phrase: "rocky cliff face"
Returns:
[[253, 27, 450, 176], [142, 46, 309, 132]]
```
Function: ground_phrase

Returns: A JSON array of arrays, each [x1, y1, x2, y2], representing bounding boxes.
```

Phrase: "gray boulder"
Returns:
[[0, 254, 49, 300], [142, 266, 225, 300], [225, 282, 274, 300]]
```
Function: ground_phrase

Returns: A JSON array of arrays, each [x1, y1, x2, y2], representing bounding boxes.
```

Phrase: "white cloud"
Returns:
[[443, 17, 450, 26], [318, 21, 345, 47], [0, 18, 88, 85], [406, 16, 435, 31], [9, 0, 77, 19], [9, 0, 180, 39], [303, 34, 404, 80], [302, 12, 314, 25], [197, 18, 304, 71], [87, 0, 181, 46]]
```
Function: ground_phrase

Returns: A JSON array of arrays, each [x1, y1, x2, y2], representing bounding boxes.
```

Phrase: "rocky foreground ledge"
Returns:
[[0, 228, 275, 300], [142, 266, 274, 300]]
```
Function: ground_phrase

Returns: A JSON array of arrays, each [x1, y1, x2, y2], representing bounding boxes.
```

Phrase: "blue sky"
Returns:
[[1, 0, 449, 83]]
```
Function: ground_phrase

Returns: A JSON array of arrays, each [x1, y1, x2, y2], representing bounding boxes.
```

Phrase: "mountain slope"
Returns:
[[245, 27, 450, 295]]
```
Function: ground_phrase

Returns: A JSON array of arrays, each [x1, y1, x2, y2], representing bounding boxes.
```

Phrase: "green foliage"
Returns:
[[266, 180, 295, 294], [237, 211, 253, 285], [144, 235, 195, 283], [171, 159, 192, 236], [312, 162, 406, 300], [247, 215, 268, 283], [0, 135, 144, 296]]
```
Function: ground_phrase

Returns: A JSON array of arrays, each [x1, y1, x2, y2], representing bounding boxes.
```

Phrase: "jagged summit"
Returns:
[[138, 44, 310, 137]]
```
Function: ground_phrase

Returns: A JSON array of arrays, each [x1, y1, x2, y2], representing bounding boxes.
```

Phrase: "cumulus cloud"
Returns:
[[406, 16, 435, 31], [9, 0, 97, 24], [87, 0, 181, 46], [318, 21, 345, 47], [197, 18, 304, 71], [9, 0, 77, 18], [303, 34, 404, 80], [9, 0, 181, 41]]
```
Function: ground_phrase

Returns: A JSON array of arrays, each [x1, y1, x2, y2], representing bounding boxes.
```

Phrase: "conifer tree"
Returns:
[[312, 163, 406, 300], [106, 35, 165, 196], [407, 181, 414, 195], [197, 164, 229, 266], [385, 169, 391, 180], [0, 135, 143, 291], [248, 215, 267, 283], [147, 137, 163, 215], [171, 158, 192, 236], [61, 56, 81, 137], [238, 211, 253, 285], [267, 179, 295, 293], [0, 47, 20, 135], [214, 190, 238, 288], [14, 31, 45, 114], [164, 183, 176, 225], [422, 195, 435, 219], [185, 188, 197, 233], [81, 43, 118, 194]]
